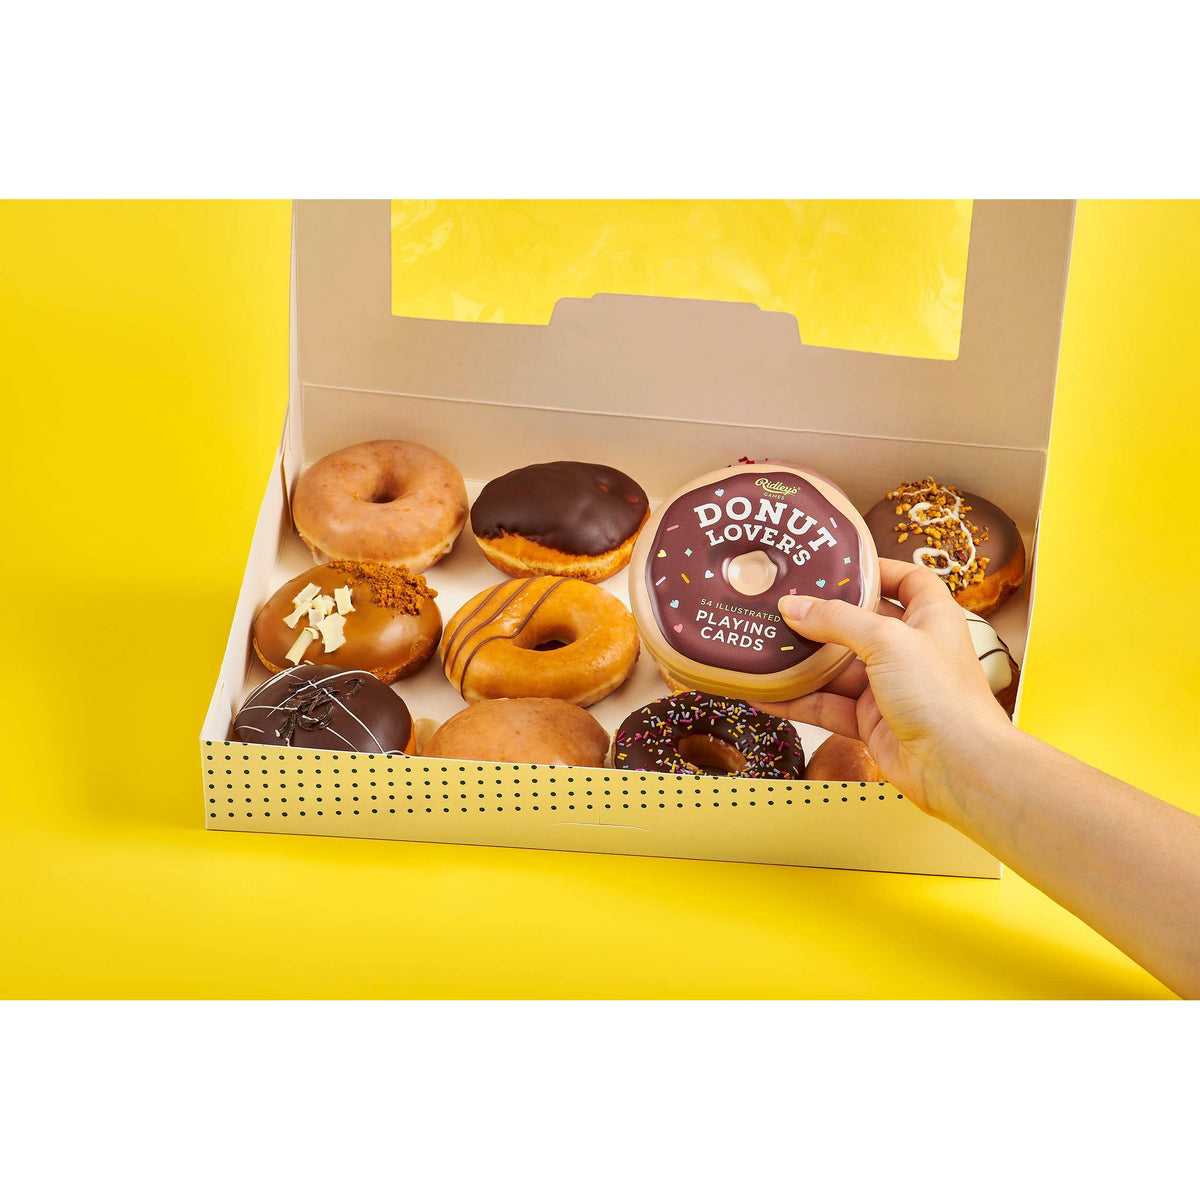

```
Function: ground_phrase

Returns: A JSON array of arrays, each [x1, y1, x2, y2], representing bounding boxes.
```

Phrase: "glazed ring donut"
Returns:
[[423, 698, 610, 766], [613, 691, 806, 779], [865, 476, 1025, 617], [292, 440, 469, 573], [441, 576, 639, 706]]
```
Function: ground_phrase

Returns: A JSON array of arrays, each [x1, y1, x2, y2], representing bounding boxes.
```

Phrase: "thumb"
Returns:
[[778, 594, 900, 663]]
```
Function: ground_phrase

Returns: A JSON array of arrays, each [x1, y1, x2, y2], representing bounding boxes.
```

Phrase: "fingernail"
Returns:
[[779, 595, 816, 621]]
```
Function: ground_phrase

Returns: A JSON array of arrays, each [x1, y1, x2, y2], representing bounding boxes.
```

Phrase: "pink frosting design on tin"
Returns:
[[644, 470, 864, 675]]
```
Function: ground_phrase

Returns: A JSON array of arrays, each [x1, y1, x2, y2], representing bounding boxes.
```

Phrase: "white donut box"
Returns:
[[200, 200, 1074, 877]]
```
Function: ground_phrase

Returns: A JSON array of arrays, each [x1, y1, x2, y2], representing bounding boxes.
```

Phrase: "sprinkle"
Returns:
[[655, 576, 667, 586], [681, 573, 690, 584], [844, 557, 852, 564], [838, 578, 850, 586], [829, 517, 838, 528], [684, 548, 693, 557], [780, 645, 795, 651], [666, 524, 679, 531]]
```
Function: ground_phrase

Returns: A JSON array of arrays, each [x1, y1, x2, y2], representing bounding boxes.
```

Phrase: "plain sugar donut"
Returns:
[[292, 440, 469, 573], [423, 698, 610, 766], [441, 576, 639, 706]]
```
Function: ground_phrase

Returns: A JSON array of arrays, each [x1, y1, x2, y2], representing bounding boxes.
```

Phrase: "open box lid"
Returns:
[[297, 200, 1072, 443], [291, 200, 1073, 531]]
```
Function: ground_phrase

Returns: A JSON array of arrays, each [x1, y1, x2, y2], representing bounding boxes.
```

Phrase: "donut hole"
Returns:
[[677, 733, 747, 776], [517, 622, 577, 653], [366, 472, 406, 505]]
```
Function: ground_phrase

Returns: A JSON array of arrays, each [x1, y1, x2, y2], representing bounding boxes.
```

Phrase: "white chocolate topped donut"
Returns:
[[964, 612, 1021, 716]]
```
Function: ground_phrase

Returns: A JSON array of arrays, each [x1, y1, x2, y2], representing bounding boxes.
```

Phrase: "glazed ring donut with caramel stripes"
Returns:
[[440, 576, 640, 707]]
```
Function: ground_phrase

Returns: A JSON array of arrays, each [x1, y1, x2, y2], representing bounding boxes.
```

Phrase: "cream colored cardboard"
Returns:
[[202, 199, 1075, 877]]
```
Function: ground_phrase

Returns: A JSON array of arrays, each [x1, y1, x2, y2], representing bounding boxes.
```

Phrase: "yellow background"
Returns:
[[2, 200, 1195, 999], [391, 198, 971, 359]]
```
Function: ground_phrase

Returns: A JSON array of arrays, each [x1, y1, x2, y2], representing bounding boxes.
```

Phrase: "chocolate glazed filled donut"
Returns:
[[471, 461, 650, 582], [628, 463, 880, 705]]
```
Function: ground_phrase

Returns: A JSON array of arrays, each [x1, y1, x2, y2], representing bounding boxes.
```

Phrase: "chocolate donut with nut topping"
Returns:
[[865, 476, 1025, 617]]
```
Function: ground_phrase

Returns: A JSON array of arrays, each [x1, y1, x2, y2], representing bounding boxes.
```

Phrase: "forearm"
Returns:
[[926, 725, 1200, 998]]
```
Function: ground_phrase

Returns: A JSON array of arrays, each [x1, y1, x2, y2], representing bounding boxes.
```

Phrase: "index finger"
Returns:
[[879, 556, 957, 610]]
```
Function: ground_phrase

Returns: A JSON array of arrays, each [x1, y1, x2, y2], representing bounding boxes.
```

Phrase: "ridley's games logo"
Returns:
[[756, 477, 799, 497]]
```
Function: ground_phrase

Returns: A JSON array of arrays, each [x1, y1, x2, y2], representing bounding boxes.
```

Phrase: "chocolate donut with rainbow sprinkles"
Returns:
[[614, 691, 805, 779]]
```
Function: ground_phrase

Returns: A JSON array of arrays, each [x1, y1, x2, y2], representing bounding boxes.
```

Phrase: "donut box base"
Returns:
[[200, 199, 1075, 878]]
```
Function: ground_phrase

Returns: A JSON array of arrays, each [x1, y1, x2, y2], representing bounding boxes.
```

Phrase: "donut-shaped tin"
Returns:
[[628, 464, 880, 704]]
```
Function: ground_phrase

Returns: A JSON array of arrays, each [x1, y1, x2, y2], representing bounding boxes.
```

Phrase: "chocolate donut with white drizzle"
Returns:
[[232, 663, 414, 753]]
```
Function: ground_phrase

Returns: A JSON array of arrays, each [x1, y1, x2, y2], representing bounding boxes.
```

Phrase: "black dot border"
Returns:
[[202, 741, 904, 823]]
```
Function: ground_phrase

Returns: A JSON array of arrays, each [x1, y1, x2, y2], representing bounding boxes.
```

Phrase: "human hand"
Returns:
[[759, 558, 1016, 817]]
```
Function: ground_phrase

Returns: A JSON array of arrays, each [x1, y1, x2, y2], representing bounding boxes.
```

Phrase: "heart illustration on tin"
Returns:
[[816, 579, 826, 588], [714, 488, 725, 497], [673, 623, 684, 633], [657, 550, 667, 558], [669, 599, 679, 608], [704, 570, 715, 579]]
